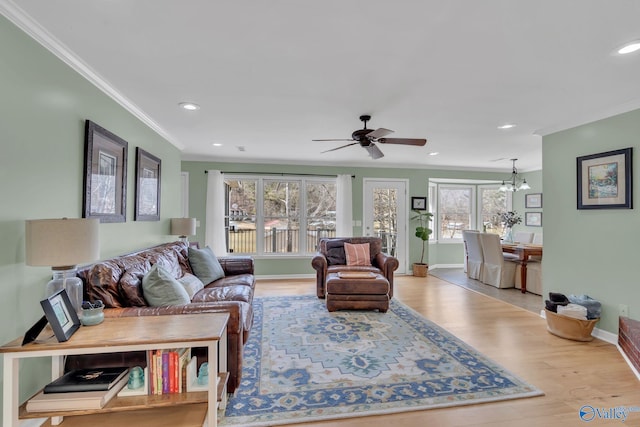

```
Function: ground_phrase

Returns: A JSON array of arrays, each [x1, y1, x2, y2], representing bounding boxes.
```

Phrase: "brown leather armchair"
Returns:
[[311, 237, 399, 298]]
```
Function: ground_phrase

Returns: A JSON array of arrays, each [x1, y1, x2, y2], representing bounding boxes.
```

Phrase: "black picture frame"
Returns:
[[525, 212, 543, 227], [411, 196, 427, 211], [135, 148, 161, 221], [577, 148, 632, 210], [525, 193, 543, 209], [40, 289, 80, 342], [83, 120, 128, 222]]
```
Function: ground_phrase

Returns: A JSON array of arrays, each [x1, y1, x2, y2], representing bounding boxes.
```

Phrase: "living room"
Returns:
[[2, 2, 640, 425]]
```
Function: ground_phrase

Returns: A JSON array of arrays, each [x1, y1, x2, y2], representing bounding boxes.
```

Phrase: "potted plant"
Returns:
[[411, 209, 433, 277]]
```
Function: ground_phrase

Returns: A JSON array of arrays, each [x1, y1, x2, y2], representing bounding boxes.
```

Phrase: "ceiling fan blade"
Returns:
[[378, 137, 427, 146], [312, 138, 354, 142], [366, 128, 394, 139], [364, 143, 384, 159], [321, 142, 358, 153]]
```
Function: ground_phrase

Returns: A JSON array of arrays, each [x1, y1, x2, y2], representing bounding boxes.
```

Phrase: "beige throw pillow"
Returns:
[[344, 242, 372, 266], [178, 273, 205, 299]]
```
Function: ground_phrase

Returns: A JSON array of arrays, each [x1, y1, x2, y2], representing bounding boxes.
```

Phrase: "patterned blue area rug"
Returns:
[[220, 295, 543, 426]]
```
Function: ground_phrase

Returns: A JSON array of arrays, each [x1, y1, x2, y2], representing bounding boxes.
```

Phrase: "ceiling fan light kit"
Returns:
[[314, 115, 427, 160]]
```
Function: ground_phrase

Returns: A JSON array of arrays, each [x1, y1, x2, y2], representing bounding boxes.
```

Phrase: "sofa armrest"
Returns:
[[311, 252, 328, 298], [218, 256, 254, 276], [374, 252, 400, 296], [104, 302, 244, 336]]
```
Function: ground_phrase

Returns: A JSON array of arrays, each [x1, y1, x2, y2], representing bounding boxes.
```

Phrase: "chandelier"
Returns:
[[499, 158, 530, 192]]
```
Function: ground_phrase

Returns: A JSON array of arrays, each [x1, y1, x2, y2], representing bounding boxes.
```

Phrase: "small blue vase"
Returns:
[[80, 306, 104, 326]]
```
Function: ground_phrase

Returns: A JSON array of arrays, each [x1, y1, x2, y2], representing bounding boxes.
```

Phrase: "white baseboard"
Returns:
[[256, 274, 315, 280], [617, 344, 640, 381], [428, 263, 464, 269]]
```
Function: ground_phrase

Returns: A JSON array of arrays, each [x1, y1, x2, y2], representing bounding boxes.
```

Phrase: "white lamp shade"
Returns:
[[171, 218, 197, 236], [25, 218, 100, 267]]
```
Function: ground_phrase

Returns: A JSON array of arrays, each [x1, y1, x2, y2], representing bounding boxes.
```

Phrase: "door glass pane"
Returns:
[[373, 188, 398, 256]]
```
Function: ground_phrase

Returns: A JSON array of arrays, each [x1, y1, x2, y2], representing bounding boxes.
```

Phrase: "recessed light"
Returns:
[[498, 124, 516, 129], [178, 102, 200, 111], [616, 40, 640, 55], [428, 152, 439, 156], [212, 143, 223, 147]]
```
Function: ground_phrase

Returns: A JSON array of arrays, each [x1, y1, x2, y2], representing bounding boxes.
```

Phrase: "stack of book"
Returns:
[[148, 348, 191, 394], [26, 366, 129, 412]]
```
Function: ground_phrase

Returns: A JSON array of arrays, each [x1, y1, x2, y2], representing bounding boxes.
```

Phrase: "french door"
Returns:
[[363, 179, 408, 274]]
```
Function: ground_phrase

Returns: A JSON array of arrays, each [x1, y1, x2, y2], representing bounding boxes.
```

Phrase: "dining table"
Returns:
[[501, 243, 543, 293]]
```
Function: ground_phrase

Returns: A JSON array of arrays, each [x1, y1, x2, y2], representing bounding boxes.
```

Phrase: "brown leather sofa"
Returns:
[[66, 241, 254, 393], [311, 237, 399, 299]]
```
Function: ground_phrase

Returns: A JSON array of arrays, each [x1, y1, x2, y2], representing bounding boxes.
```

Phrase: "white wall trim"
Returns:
[[617, 344, 640, 382], [429, 263, 464, 269], [256, 274, 315, 280], [0, 0, 183, 151]]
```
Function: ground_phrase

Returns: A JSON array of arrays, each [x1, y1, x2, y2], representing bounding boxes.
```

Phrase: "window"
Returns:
[[438, 185, 474, 240], [225, 176, 336, 255], [430, 181, 510, 241]]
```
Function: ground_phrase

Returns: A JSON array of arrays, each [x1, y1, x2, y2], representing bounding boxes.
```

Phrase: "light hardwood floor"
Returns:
[[45, 275, 640, 427], [254, 275, 640, 427]]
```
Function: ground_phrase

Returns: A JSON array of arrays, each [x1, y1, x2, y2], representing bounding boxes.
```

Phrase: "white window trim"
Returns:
[[225, 174, 336, 257], [431, 181, 512, 243]]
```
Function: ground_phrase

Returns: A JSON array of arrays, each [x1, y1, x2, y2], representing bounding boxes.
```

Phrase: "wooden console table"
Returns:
[[1, 313, 228, 427]]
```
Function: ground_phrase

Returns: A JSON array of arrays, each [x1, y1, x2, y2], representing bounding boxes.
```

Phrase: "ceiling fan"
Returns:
[[313, 115, 427, 159]]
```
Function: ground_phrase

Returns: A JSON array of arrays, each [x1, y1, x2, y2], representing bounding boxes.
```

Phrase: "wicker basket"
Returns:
[[545, 309, 599, 342]]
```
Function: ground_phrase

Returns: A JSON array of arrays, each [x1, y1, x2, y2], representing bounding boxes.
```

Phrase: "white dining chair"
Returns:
[[513, 231, 534, 244], [479, 233, 518, 288], [532, 233, 543, 244], [462, 230, 483, 280], [516, 261, 542, 295]]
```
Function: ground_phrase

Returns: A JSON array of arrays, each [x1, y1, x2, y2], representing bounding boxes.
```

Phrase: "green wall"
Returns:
[[543, 108, 640, 334], [0, 16, 183, 404], [181, 161, 524, 275], [512, 170, 544, 235]]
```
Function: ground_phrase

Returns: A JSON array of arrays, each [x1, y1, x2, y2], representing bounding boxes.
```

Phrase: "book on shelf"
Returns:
[[26, 373, 128, 412], [43, 366, 129, 393], [147, 348, 191, 395]]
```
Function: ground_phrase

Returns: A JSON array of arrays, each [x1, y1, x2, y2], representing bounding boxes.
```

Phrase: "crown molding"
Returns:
[[0, 0, 184, 150], [535, 98, 640, 137]]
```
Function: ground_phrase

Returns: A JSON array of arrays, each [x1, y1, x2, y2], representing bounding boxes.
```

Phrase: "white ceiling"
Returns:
[[3, 0, 640, 173]]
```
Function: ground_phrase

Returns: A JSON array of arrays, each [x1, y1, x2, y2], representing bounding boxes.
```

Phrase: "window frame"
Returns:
[[225, 174, 336, 257], [430, 181, 512, 243]]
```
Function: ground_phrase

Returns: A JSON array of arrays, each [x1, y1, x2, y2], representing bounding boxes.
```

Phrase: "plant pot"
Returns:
[[413, 263, 428, 277]]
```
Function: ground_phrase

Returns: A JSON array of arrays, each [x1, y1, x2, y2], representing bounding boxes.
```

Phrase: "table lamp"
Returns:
[[171, 218, 197, 243], [25, 218, 100, 315]]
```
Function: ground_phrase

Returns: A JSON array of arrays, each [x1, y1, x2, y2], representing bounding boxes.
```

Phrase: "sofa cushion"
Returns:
[[192, 284, 253, 304], [344, 242, 372, 266], [82, 260, 125, 308], [178, 273, 205, 299], [324, 239, 346, 265], [119, 262, 151, 307], [142, 264, 191, 306], [189, 246, 226, 283]]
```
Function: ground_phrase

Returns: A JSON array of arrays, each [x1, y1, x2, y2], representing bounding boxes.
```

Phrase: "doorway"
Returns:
[[363, 179, 408, 274]]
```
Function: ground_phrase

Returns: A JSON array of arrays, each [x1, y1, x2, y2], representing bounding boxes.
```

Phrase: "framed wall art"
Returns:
[[525, 212, 542, 227], [40, 289, 80, 342], [411, 196, 427, 211], [83, 120, 128, 222], [135, 148, 161, 221], [577, 147, 632, 210], [525, 193, 543, 209]]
